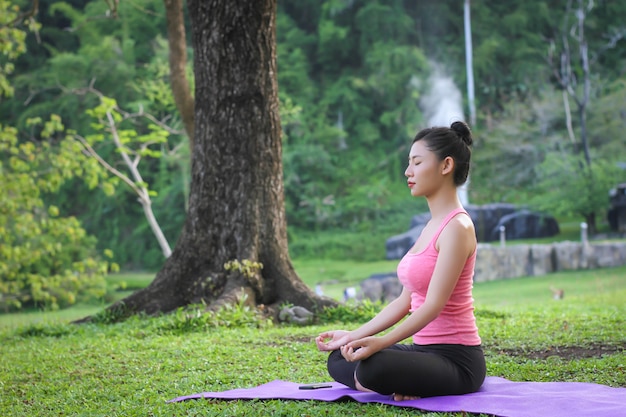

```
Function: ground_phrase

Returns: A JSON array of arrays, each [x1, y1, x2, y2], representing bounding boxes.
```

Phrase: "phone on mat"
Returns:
[[298, 383, 333, 390]]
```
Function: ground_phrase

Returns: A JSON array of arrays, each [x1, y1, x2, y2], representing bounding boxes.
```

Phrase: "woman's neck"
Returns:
[[426, 188, 462, 221]]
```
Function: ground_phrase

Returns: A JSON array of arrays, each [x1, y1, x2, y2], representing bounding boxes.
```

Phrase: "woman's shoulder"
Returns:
[[453, 211, 475, 231], [437, 212, 476, 252]]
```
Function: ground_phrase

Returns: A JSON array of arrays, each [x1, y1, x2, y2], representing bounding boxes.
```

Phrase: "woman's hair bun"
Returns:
[[450, 121, 473, 146]]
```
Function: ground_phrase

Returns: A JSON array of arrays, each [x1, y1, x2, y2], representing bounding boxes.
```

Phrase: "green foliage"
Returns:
[[0, 1, 40, 99], [0, 116, 116, 311], [223, 259, 264, 279], [530, 152, 622, 224], [288, 199, 421, 261], [0, 10, 114, 312], [470, 88, 565, 204], [277, 1, 430, 232], [589, 79, 626, 158]]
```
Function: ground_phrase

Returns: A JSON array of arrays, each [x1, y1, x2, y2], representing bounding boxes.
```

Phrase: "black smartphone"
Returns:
[[298, 383, 333, 390]]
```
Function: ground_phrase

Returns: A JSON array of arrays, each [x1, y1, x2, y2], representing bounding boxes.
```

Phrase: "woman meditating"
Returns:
[[316, 121, 486, 401]]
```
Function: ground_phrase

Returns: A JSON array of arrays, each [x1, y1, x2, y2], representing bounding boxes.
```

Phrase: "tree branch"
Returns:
[[68, 84, 184, 135], [7, 0, 39, 27], [73, 134, 143, 197], [163, 0, 195, 152], [103, 0, 119, 18]]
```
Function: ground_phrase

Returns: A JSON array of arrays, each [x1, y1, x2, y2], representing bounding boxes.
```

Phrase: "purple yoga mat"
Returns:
[[169, 376, 626, 417]]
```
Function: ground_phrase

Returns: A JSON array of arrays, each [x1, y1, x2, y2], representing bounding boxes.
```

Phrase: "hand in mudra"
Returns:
[[340, 336, 385, 362], [315, 330, 351, 351]]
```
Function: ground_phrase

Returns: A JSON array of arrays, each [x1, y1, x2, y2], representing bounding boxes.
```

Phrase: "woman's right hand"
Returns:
[[315, 330, 352, 351]]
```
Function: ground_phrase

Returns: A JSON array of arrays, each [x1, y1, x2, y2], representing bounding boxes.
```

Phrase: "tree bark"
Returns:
[[574, 0, 592, 167], [94, 0, 334, 320], [164, 0, 195, 150]]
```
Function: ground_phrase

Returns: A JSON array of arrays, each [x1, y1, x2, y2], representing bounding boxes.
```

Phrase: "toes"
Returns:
[[393, 393, 420, 401]]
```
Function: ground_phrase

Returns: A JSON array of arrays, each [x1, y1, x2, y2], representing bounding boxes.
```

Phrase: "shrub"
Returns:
[[0, 120, 114, 311]]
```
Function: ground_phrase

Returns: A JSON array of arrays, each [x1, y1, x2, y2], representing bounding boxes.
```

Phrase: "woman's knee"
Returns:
[[326, 350, 357, 389], [326, 349, 343, 371], [354, 357, 390, 394]]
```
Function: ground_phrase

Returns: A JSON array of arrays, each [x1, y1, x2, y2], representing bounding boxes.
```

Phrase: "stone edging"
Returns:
[[474, 241, 626, 282]]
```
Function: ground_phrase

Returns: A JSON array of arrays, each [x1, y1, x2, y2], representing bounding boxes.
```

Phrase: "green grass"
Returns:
[[106, 271, 156, 290], [473, 267, 626, 307], [0, 266, 624, 416], [0, 272, 157, 330]]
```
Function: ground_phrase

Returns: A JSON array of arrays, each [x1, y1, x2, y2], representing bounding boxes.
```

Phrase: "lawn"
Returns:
[[0, 266, 624, 416]]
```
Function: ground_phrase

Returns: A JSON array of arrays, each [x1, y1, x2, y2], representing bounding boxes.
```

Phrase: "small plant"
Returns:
[[154, 294, 272, 334], [223, 259, 264, 278], [90, 302, 131, 324], [14, 322, 77, 339]]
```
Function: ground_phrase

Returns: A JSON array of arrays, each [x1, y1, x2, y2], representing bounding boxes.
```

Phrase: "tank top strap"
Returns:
[[428, 208, 468, 248]]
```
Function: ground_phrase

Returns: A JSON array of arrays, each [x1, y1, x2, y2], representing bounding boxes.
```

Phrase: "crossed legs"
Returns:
[[326, 343, 485, 399]]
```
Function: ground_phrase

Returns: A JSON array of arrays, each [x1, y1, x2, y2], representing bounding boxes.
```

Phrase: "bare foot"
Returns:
[[393, 393, 421, 401]]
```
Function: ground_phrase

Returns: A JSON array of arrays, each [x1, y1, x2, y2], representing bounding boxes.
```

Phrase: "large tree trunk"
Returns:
[[95, 0, 334, 320]]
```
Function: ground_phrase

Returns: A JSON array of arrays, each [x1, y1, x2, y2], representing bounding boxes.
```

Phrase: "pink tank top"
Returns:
[[396, 208, 481, 346]]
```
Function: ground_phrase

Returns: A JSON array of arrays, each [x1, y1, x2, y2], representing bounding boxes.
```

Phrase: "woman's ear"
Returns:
[[441, 156, 455, 175]]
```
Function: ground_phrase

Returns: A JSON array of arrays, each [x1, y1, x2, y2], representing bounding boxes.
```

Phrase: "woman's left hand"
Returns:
[[340, 336, 386, 362]]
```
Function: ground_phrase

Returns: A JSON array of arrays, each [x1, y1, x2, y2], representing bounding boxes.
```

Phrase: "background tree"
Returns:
[[8, 0, 189, 270], [0, 2, 113, 311], [74, 90, 178, 258], [97, 0, 334, 319], [0, 116, 114, 311], [549, 0, 593, 166], [544, 0, 625, 232], [530, 153, 621, 229]]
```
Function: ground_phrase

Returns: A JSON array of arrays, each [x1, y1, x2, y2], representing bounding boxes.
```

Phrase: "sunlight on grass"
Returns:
[[472, 266, 626, 308]]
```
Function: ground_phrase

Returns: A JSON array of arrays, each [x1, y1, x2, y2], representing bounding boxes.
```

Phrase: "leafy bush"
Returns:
[[0, 9, 114, 312], [530, 152, 622, 231], [0, 119, 114, 311]]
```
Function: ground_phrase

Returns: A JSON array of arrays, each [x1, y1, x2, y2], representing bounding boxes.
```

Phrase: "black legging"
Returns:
[[327, 343, 486, 397]]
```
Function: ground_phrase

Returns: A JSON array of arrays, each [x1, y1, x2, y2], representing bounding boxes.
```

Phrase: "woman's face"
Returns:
[[404, 140, 446, 198]]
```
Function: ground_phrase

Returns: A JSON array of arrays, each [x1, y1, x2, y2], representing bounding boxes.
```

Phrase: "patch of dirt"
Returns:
[[494, 343, 626, 360]]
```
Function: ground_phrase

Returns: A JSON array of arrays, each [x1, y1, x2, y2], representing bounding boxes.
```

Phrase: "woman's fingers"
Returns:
[[316, 338, 333, 351], [316, 330, 350, 351], [316, 333, 339, 351], [340, 344, 362, 361], [340, 338, 377, 361]]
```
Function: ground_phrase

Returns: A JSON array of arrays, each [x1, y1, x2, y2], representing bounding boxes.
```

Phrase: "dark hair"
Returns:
[[412, 121, 473, 186]]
